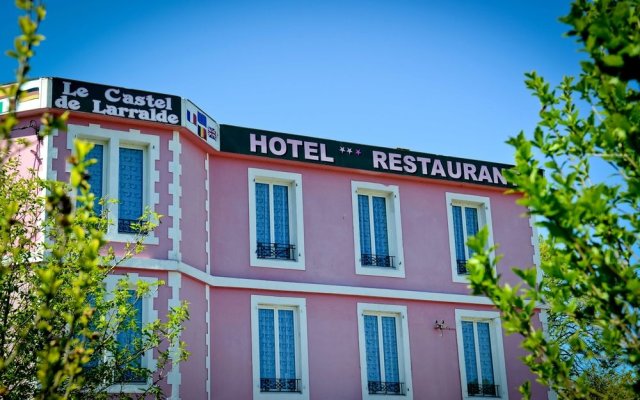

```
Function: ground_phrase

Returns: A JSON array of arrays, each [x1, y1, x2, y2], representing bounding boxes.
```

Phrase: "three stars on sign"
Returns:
[[339, 146, 362, 156]]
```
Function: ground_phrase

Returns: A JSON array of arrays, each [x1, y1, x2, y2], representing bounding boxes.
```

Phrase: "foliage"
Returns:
[[0, 1, 189, 399], [466, 0, 640, 398], [539, 237, 636, 398]]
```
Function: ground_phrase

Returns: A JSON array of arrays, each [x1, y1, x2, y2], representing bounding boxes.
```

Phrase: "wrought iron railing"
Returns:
[[468, 383, 499, 397], [368, 381, 404, 395], [257, 242, 296, 260], [361, 253, 395, 268], [260, 378, 301, 392], [457, 259, 469, 275]]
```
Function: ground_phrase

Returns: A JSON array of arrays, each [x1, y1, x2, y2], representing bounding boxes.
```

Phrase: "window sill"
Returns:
[[106, 232, 159, 246], [356, 264, 405, 278], [250, 256, 306, 270], [106, 381, 150, 394]]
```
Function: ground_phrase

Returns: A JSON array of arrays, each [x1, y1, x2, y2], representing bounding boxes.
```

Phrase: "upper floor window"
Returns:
[[352, 181, 405, 278], [251, 295, 310, 400], [455, 310, 508, 399], [357, 303, 413, 399], [445, 193, 494, 283], [248, 168, 305, 270], [67, 124, 160, 244]]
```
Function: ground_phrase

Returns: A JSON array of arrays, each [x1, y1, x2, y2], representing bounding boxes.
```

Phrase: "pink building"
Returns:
[[7, 78, 548, 399]]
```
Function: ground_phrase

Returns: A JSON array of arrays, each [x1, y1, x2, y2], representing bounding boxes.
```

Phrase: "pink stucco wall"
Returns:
[[180, 138, 209, 271], [211, 155, 535, 294], [211, 288, 547, 400], [180, 275, 209, 398]]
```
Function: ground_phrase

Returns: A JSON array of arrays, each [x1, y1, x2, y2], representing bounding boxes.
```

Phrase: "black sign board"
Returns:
[[221, 124, 514, 188], [51, 78, 181, 125]]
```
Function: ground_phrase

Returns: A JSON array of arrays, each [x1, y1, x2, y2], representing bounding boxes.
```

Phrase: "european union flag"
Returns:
[[197, 111, 207, 127]]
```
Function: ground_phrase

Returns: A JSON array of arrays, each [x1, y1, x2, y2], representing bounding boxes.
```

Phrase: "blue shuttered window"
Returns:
[[255, 182, 295, 261], [116, 290, 144, 383], [462, 320, 497, 396], [364, 314, 402, 395], [258, 307, 299, 392], [357, 194, 393, 268], [452, 204, 480, 274], [118, 148, 144, 233], [84, 144, 104, 215]]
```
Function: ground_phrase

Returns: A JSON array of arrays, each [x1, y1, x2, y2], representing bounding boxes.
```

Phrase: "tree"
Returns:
[[466, 0, 640, 398], [0, 1, 188, 398], [539, 237, 636, 399]]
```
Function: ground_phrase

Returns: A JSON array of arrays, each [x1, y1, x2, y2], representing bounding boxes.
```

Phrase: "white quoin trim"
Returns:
[[47, 128, 59, 181], [205, 153, 211, 274], [167, 272, 182, 399], [205, 286, 211, 400], [168, 131, 182, 261]]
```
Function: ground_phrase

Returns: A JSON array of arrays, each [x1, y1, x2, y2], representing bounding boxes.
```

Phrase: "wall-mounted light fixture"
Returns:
[[434, 320, 454, 336]]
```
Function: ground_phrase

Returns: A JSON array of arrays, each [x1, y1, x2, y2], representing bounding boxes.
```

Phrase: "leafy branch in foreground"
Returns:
[[1, 1, 189, 398], [466, 1, 640, 399]]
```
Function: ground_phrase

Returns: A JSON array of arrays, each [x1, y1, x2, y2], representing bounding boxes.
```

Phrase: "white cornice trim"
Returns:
[[118, 258, 495, 306]]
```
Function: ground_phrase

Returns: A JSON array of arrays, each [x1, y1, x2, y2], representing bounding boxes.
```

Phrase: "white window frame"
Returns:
[[104, 273, 159, 394], [251, 295, 310, 400], [67, 124, 160, 244], [445, 192, 494, 283], [455, 309, 508, 399], [248, 168, 305, 270], [357, 303, 413, 400], [351, 181, 405, 278]]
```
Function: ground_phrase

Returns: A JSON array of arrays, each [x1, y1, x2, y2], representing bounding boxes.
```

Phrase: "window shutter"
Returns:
[[381, 316, 399, 383], [364, 315, 381, 382], [258, 309, 276, 380], [255, 183, 271, 245], [372, 196, 389, 257], [118, 148, 143, 232], [465, 207, 479, 257], [358, 195, 371, 256], [278, 310, 296, 379], [273, 185, 290, 246], [476, 322, 495, 385], [461, 321, 479, 385], [85, 144, 104, 215], [452, 205, 466, 263]]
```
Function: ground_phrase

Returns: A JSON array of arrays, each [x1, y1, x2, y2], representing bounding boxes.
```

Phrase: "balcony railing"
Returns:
[[457, 259, 469, 275], [468, 383, 499, 397], [260, 378, 301, 392], [361, 254, 395, 268], [368, 381, 404, 395], [257, 242, 296, 261], [118, 218, 148, 234]]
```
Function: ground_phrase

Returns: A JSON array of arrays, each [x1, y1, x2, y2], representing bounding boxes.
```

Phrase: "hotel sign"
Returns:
[[51, 78, 181, 125], [221, 124, 514, 188]]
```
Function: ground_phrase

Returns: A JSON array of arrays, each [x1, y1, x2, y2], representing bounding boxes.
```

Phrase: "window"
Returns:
[[455, 310, 508, 399], [103, 274, 159, 393], [248, 168, 305, 270], [357, 303, 413, 399], [251, 295, 309, 400], [445, 193, 494, 283], [117, 290, 144, 383], [352, 182, 405, 278], [67, 124, 160, 244]]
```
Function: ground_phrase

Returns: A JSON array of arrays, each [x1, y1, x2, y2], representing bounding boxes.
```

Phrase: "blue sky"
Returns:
[[0, 0, 583, 165]]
